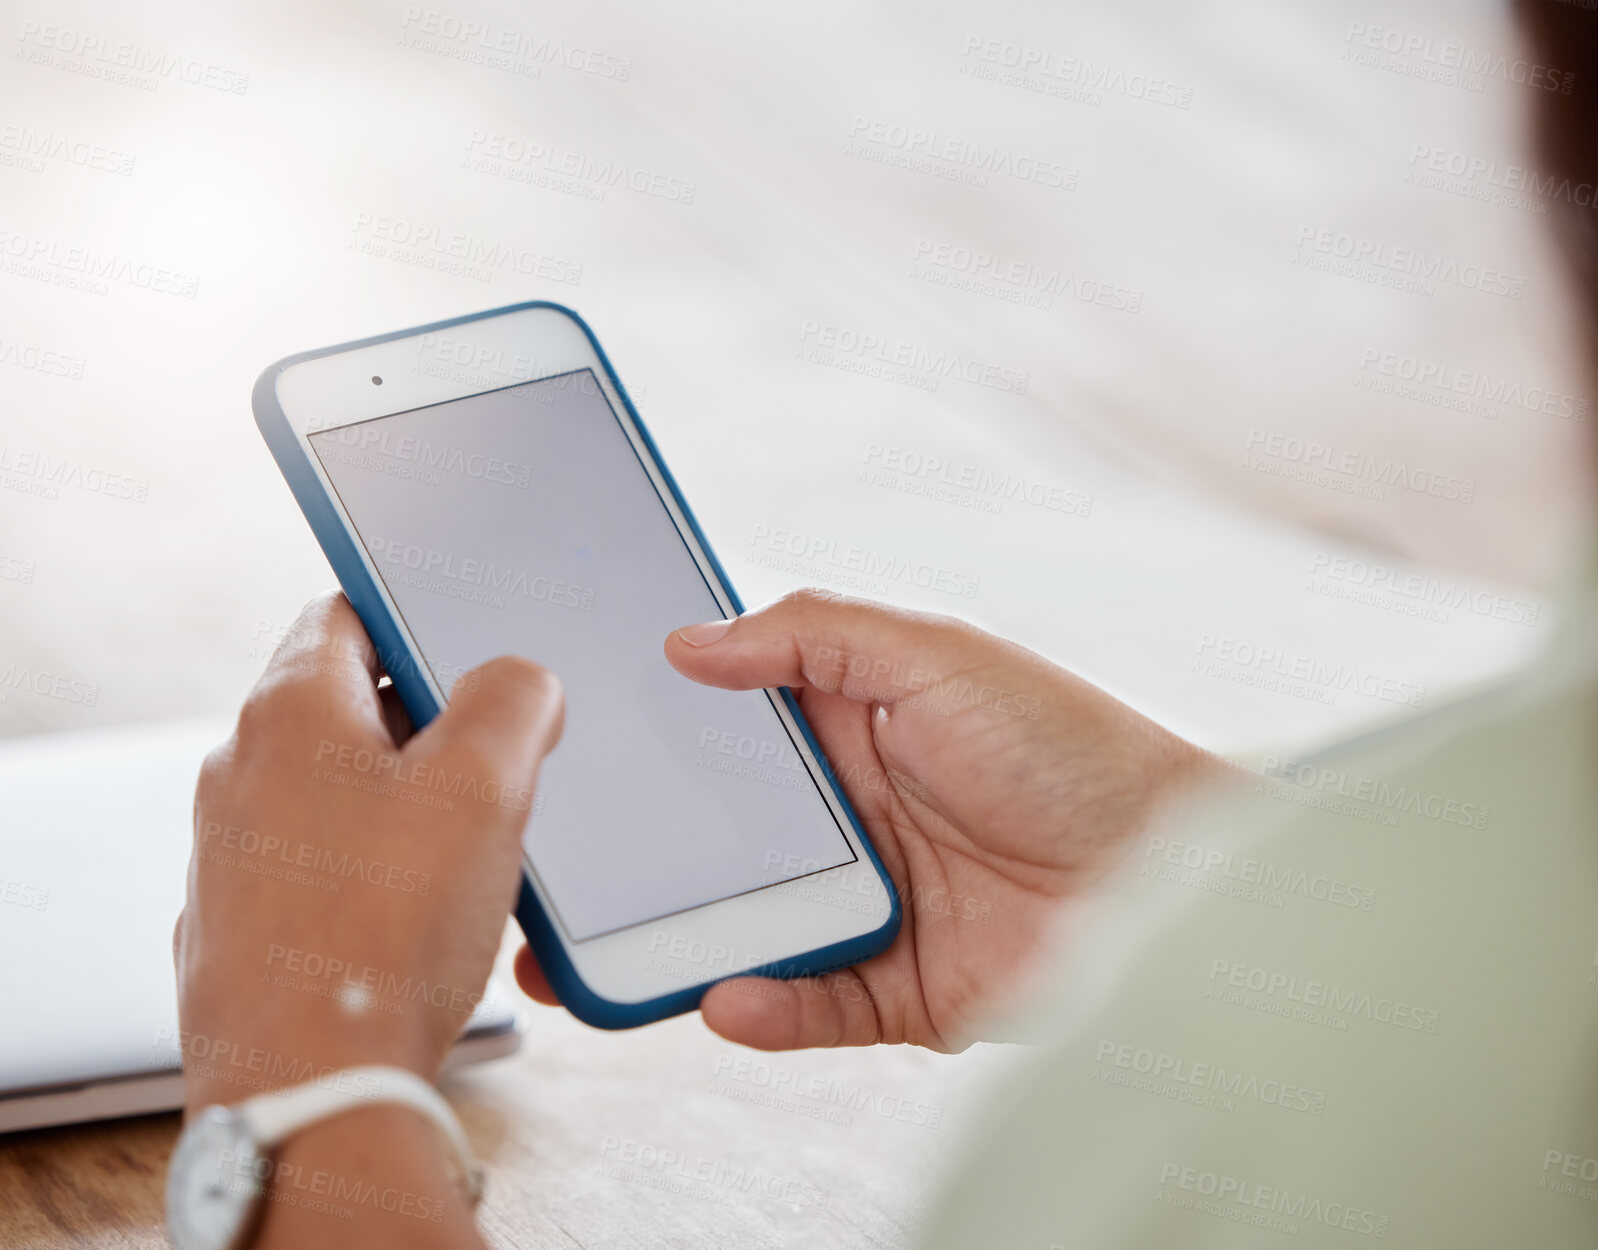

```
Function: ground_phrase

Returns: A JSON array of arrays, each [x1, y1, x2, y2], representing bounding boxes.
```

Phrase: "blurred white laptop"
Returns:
[[0, 717, 522, 1134]]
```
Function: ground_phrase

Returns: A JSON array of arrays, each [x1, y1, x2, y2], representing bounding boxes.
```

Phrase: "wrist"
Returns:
[[243, 1103, 484, 1250], [1070, 720, 1237, 868], [178, 1010, 435, 1115]]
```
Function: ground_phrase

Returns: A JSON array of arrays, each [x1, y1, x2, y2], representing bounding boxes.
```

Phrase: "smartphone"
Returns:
[[252, 301, 900, 1028]]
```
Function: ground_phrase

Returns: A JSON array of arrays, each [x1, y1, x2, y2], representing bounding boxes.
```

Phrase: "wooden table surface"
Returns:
[[0, 941, 995, 1250]]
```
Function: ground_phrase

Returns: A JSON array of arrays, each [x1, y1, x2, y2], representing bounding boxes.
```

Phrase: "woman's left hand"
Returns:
[[175, 591, 564, 1112]]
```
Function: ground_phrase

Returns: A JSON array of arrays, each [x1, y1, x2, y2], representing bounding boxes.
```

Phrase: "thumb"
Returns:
[[404, 656, 565, 809], [664, 588, 989, 709], [700, 969, 885, 1051]]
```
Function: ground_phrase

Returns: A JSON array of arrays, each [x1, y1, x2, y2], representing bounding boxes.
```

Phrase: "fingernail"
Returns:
[[676, 619, 734, 647]]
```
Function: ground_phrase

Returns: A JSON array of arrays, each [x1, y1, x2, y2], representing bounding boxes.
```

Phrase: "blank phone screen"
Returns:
[[309, 369, 855, 942]]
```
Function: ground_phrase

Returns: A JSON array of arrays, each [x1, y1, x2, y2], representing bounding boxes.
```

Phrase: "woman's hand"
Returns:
[[515, 589, 1229, 1053], [175, 591, 564, 1107]]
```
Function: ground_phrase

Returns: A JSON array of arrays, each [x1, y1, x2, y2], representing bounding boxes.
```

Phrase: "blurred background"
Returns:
[[7, 5, 1595, 1246], [2, 0, 1589, 755]]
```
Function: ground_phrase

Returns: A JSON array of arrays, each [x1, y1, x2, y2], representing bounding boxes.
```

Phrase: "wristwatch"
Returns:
[[165, 1064, 483, 1250]]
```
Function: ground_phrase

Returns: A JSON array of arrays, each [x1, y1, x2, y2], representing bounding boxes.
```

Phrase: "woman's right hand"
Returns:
[[517, 589, 1231, 1052]]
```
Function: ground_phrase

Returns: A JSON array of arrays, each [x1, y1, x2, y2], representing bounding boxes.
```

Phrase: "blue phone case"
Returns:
[[252, 300, 902, 1029]]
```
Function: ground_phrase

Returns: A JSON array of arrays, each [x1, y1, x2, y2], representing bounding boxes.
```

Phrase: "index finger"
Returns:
[[663, 588, 990, 707]]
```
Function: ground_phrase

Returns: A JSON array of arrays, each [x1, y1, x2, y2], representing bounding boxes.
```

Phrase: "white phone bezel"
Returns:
[[271, 306, 893, 1005]]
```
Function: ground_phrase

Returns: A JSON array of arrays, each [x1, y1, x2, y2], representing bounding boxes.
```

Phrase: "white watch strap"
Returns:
[[237, 1065, 483, 1203]]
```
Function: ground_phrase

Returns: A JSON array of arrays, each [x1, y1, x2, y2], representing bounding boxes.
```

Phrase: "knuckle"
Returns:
[[194, 741, 233, 801], [234, 673, 301, 743], [235, 669, 348, 748], [293, 589, 346, 635], [269, 592, 341, 662], [784, 586, 849, 613], [192, 743, 233, 830]]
